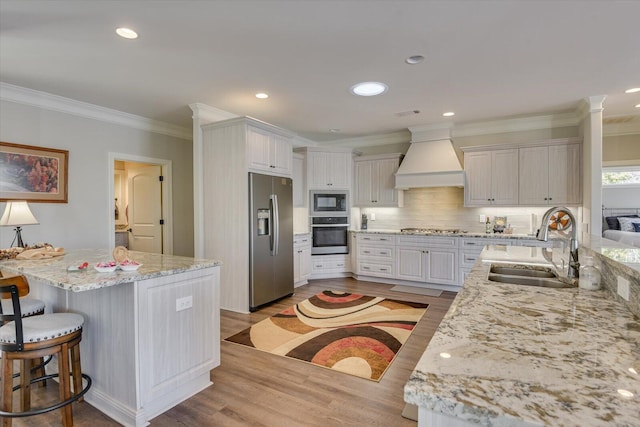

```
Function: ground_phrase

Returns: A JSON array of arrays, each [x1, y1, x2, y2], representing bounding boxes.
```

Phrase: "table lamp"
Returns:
[[0, 201, 39, 248]]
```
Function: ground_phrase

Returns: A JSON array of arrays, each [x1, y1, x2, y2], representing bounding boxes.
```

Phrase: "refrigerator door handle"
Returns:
[[271, 194, 279, 256]]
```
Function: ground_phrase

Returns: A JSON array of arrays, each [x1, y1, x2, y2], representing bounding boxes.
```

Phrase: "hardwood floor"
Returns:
[[10, 278, 455, 426]]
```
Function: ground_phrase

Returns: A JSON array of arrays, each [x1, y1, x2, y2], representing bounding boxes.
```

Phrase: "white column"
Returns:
[[581, 95, 606, 238]]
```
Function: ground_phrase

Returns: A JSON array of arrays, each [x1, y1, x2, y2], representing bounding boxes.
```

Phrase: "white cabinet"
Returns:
[[202, 117, 294, 313], [247, 124, 292, 177], [294, 233, 312, 286], [310, 254, 351, 278], [305, 148, 352, 190], [396, 236, 459, 286], [354, 153, 404, 207], [355, 234, 396, 278], [458, 237, 517, 285], [464, 149, 519, 206], [518, 142, 581, 206], [293, 153, 306, 207]]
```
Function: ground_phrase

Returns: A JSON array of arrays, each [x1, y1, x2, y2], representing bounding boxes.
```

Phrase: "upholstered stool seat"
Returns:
[[0, 298, 46, 318], [0, 277, 91, 427]]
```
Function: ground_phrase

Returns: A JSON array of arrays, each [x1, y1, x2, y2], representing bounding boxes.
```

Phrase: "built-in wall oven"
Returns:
[[311, 216, 349, 255]]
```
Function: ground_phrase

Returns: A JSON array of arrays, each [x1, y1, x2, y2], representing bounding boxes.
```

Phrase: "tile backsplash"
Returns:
[[356, 187, 571, 235]]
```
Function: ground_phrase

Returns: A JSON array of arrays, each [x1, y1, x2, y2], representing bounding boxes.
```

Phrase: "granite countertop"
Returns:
[[351, 229, 540, 241], [0, 249, 222, 292], [404, 244, 640, 426]]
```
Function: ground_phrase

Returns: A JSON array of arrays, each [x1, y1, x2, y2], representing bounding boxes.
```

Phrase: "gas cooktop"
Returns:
[[400, 227, 468, 234]]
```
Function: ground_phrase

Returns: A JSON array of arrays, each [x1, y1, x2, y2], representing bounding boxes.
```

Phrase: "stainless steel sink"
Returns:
[[487, 264, 576, 288], [489, 266, 556, 278]]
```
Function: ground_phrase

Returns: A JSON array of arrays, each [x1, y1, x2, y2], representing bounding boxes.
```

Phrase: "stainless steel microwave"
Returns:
[[310, 191, 349, 216]]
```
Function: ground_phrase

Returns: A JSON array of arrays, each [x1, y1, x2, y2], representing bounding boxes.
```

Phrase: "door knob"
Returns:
[[127, 228, 133, 232]]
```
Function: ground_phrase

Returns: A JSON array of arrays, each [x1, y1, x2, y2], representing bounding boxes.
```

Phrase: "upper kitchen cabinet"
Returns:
[[354, 153, 404, 207], [463, 148, 519, 206], [304, 147, 352, 190], [246, 121, 293, 177], [292, 152, 306, 207], [518, 140, 582, 206]]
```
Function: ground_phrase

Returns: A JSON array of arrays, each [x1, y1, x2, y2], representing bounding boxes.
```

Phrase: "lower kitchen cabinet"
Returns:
[[294, 233, 312, 286], [396, 246, 426, 281], [396, 235, 459, 287], [310, 254, 351, 279], [355, 233, 396, 278]]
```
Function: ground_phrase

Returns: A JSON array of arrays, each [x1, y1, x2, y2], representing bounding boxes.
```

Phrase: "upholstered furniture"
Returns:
[[0, 275, 91, 427]]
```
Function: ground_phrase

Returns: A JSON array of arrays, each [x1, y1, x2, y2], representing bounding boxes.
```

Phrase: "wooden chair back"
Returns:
[[0, 275, 30, 299]]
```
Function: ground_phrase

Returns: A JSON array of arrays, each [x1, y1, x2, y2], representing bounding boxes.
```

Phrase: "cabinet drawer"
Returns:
[[294, 234, 312, 247], [459, 250, 482, 269], [396, 235, 458, 248], [356, 234, 396, 245], [357, 262, 394, 277], [358, 245, 394, 259]]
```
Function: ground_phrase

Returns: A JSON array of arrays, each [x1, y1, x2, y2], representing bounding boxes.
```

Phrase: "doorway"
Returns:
[[108, 153, 173, 254]]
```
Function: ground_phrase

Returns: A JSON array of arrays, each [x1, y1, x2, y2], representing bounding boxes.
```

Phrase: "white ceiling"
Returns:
[[1, 0, 639, 142]]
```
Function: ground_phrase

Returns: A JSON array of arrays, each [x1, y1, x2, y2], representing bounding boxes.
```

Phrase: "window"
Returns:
[[602, 166, 640, 186]]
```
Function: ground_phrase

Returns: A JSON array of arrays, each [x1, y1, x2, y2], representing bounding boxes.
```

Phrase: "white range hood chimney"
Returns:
[[395, 125, 464, 189]]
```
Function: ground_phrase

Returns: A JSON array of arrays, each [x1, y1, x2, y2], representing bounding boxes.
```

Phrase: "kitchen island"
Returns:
[[404, 240, 640, 426], [0, 249, 222, 427]]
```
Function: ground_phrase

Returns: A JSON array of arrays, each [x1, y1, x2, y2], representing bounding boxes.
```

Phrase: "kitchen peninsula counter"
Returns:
[[0, 249, 222, 427], [404, 243, 640, 427]]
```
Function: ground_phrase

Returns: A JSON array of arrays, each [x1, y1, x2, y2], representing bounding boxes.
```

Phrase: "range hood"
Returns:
[[395, 138, 465, 189]]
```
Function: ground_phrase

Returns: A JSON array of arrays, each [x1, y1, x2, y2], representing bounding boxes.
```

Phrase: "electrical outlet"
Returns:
[[617, 277, 630, 301], [479, 215, 486, 223], [370, 213, 376, 221], [176, 295, 193, 311]]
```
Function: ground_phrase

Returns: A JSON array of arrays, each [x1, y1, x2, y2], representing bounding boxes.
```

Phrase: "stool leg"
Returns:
[[35, 357, 47, 388], [58, 343, 73, 427], [1, 354, 13, 427], [70, 342, 83, 403], [19, 360, 31, 412]]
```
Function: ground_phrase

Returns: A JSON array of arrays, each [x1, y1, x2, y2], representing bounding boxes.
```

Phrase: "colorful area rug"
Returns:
[[225, 290, 429, 381]]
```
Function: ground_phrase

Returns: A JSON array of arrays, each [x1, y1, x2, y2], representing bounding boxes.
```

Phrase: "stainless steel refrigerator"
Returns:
[[249, 172, 294, 311]]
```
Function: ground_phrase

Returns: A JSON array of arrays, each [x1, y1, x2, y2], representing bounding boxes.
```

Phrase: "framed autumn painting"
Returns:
[[0, 142, 69, 203]]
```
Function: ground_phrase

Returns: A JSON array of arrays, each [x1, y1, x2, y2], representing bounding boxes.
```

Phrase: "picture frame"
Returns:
[[0, 142, 69, 203]]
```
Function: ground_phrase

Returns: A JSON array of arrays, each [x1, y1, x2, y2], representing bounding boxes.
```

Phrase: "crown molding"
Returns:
[[318, 130, 411, 148], [451, 111, 581, 138], [189, 102, 238, 124], [603, 115, 640, 137], [1, 82, 192, 140]]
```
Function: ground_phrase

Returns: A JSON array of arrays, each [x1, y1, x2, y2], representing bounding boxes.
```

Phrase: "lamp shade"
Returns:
[[0, 201, 39, 226]]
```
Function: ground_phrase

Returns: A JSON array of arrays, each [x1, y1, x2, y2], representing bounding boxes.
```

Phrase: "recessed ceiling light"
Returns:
[[635, 104, 640, 108], [442, 112, 455, 117], [329, 128, 341, 133], [624, 87, 640, 93], [405, 55, 425, 65], [116, 27, 138, 39], [439, 352, 452, 359], [617, 389, 634, 398], [255, 93, 269, 99], [350, 82, 388, 97]]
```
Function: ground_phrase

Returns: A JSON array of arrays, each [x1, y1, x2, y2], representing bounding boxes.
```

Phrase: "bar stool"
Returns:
[[0, 275, 47, 384], [0, 276, 91, 427]]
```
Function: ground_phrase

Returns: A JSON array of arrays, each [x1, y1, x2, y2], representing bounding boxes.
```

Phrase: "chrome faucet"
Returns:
[[537, 207, 580, 279]]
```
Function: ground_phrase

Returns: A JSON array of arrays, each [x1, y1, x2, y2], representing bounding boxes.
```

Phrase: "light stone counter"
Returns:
[[404, 244, 640, 427], [0, 249, 222, 292]]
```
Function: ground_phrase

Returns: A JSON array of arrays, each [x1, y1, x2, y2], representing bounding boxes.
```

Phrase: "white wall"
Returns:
[[0, 99, 194, 256]]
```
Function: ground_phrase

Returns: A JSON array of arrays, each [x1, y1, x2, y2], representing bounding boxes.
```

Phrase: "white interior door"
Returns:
[[128, 165, 163, 254]]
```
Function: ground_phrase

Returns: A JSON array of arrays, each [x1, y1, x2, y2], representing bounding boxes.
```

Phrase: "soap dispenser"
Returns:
[[579, 256, 601, 290]]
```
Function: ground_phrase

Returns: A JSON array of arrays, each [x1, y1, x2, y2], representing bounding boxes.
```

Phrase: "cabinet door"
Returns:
[[246, 126, 272, 171], [307, 152, 327, 189], [548, 144, 581, 205], [425, 248, 458, 285], [491, 149, 519, 205], [271, 134, 292, 176], [300, 246, 312, 279], [518, 146, 550, 205], [293, 249, 301, 283], [326, 152, 351, 189], [354, 160, 375, 206], [293, 155, 305, 207], [464, 151, 493, 206], [376, 158, 400, 206], [396, 247, 426, 281]]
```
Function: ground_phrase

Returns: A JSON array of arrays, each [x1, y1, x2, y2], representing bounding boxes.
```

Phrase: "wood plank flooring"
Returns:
[[10, 278, 455, 426]]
